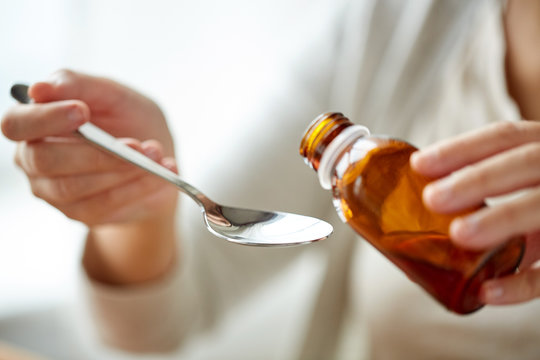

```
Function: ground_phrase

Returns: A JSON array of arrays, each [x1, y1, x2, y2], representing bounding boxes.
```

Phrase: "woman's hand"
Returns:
[[2, 70, 179, 284], [411, 121, 540, 305]]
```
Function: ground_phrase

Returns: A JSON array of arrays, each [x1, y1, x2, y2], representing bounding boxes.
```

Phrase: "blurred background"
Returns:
[[0, 0, 336, 357]]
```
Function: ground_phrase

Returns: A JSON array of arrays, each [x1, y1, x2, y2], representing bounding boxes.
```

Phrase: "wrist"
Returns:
[[83, 210, 178, 286]]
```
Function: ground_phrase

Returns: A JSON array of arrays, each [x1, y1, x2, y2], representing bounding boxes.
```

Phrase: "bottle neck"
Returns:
[[300, 112, 370, 189]]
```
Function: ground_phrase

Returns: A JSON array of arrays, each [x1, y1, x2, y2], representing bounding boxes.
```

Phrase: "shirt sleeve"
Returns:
[[79, 256, 193, 353]]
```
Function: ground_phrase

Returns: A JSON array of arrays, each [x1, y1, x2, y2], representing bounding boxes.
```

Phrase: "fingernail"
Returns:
[[67, 107, 84, 125], [450, 217, 475, 241], [162, 157, 178, 173], [410, 150, 433, 173], [424, 179, 453, 208], [423, 184, 438, 207], [482, 282, 504, 303], [415, 146, 439, 164], [143, 146, 160, 161], [410, 151, 421, 168]]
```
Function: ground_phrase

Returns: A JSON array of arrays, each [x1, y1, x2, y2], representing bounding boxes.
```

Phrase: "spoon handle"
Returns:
[[77, 122, 205, 204], [10, 83, 206, 207]]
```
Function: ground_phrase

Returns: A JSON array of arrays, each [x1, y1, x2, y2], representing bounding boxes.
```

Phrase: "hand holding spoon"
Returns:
[[11, 84, 332, 246]]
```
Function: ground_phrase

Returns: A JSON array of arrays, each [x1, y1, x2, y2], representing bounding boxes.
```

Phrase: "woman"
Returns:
[[2, 0, 540, 358]]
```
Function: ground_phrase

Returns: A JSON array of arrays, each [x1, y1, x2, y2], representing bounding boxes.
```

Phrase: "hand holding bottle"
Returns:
[[411, 120, 540, 305], [301, 113, 524, 314]]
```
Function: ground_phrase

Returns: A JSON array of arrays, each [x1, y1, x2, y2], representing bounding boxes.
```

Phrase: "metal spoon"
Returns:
[[11, 84, 332, 246]]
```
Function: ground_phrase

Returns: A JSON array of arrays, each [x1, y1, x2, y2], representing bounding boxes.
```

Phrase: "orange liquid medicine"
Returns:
[[300, 112, 524, 314]]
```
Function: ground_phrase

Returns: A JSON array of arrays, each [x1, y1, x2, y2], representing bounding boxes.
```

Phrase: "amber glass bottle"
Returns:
[[300, 112, 525, 314]]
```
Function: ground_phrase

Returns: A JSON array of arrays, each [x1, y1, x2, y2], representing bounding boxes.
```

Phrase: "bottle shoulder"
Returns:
[[331, 135, 417, 189], [345, 135, 416, 165], [357, 135, 416, 150]]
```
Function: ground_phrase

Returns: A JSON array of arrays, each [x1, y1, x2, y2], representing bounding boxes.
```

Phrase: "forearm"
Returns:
[[83, 204, 178, 285], [504, 0, 540, 119]]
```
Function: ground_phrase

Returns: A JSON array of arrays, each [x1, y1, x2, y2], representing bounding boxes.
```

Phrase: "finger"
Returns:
[[1, 100, 89, 141], [450, 187, 540, 249], [29, 69, 130, 111], [411, 121, 540, 178], [481, 266, 540, 305], [61, 172, 176, 225], [423, 142, 540, 213], [27, 140, 167, 204], [29, 168, 147, 205], [15, 138, 144, 176]]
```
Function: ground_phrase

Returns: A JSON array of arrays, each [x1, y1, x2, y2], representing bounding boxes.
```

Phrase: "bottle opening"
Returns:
[[299, 112, 369, 189]]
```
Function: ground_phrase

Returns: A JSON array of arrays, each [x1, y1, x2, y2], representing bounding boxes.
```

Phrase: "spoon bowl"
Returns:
[[11, 84, 333, 246]]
